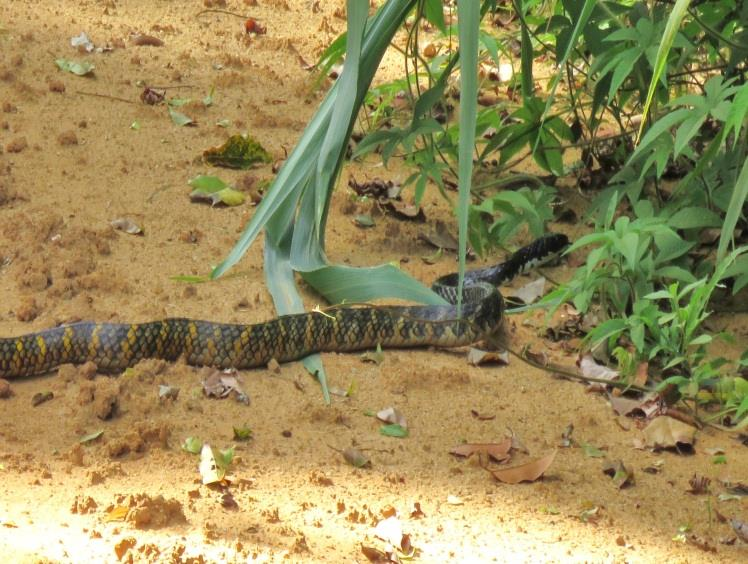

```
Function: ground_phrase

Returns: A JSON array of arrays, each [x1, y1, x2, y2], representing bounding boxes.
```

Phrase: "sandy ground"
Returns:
[[0, 1, 747, 562]]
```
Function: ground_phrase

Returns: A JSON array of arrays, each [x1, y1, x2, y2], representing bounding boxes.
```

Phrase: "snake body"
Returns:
[[0, 234, 568, 379]]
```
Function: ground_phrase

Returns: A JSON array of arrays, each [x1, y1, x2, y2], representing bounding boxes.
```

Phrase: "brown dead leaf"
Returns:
[[642, 416, 696, 451], [608, 392, 663, 419], [360, 544, 391, 563], [633, 362, 649, 387], [418, 220, 461, 252], [467, 348, 509, 366], [687, 474, 711, 494], [348, 177, 400, 199], [489, 450, 557, 484], [449, 438, 512, 462], [410, 502, 425, 519]]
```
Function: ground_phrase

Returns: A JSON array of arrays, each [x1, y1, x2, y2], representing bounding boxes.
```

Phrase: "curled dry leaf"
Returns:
[[642, 416, 696, 451], [687, 474, 711, 494], [467, 348, 509, 366], [608, 392, 663, 419], [449, 438, 512, 463], [382, 200, 425, 222], [489, 450, 557, 484], [578, 354, 619, 384], [377, 407, 407, 429], [360, 545, 391, 564], [202, 369, 250, 404], [342, 447, 371, 468], [110, 217, 143, 235], [141, 87, 165, 105], [601, 459, 634, 489]]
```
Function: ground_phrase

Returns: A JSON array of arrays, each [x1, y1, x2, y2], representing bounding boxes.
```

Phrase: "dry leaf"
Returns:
[[202, 369, 250, 404], [602, 459, 634, 489], [633, 361, 649, 387], [360, 544, 390, 563], [376, 407, 407, 429], [731, 518, 748, 543], [642, 416, 696, 451], [467, 347, 509, 366], [410, 502, 425, 519], [105, 505, 130, 522], [578, 354, 619, 384], [510, 277, 546, 304], [342, 447, 370, 468], [489, 450, 557, 484], [110, 217, 143, 235], [449, 438, 512, 462], [687, 474, 711, 494]]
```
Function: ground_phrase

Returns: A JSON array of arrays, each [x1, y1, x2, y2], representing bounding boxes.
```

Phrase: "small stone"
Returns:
[[0, 378, 12, 398], [48, 80, 65, 93]]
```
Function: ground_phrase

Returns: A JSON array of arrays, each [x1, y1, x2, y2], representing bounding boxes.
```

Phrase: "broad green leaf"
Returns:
[[668, 207, 723, 229], [188, 175, 228, 191], [168, 107, 195, 127], [380, 423, 409, 438], [423, 0, 446, 33], [55, 58, 95, 76]]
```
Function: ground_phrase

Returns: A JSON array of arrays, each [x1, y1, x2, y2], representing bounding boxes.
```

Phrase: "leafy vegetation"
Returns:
[[217, 1, 748, 425]]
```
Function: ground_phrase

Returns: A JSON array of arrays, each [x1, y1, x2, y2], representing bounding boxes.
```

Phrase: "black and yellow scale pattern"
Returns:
[[0, 234, 569, 379]]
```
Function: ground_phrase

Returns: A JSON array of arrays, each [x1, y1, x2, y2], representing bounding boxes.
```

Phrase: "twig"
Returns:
[[75, 90, 136, 105]]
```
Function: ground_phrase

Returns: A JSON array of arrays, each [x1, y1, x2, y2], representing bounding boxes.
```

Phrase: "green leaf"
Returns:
[[232, 425, 253, 441], [203, 134, 272, 168], [189, 179, 245, 206], [182, 436, 203, 454], [456, 0, 480, 313], [718, 156, 748, 262], [423, 0, 446, 33], [636, 0, 689, 142], [581, 443, 605, 458], [379, 423, 409, 438], [168, 107, 195, 127], [668, 207, 723, 229], [188, 175, 228, 191], [55, 58, 95, 76]]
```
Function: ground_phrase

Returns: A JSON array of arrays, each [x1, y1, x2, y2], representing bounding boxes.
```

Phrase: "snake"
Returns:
[[0, 234, 569, 379]]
